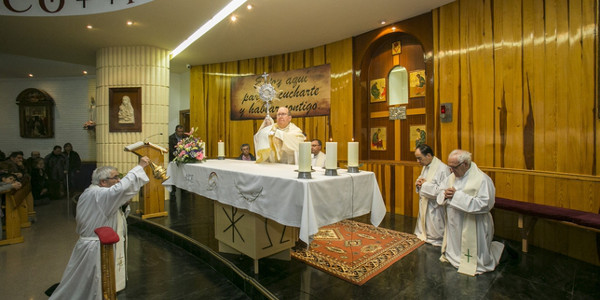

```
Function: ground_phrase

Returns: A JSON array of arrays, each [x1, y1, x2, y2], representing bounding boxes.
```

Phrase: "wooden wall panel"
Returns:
[[190, 39, 352, 159], [434, 0, 598, 212]]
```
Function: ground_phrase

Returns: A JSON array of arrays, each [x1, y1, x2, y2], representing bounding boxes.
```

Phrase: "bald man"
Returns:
[[253, 107, 305, 164]]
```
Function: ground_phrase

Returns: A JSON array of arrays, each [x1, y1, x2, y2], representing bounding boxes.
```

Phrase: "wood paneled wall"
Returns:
[[433, 0, 599, 212], [189, 39, 354, 160]]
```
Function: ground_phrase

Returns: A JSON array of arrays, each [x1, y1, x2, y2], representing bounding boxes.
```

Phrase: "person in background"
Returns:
[[168, 125, 188, 200], [25, 151, 41, 174], [30, 158, 50, 206], [236, 144, 256, 161], [48, 156, 151, 299], [45, 145, 66, 199], [413, 144, 449, 246], [436, 149, 504, 275], [63, 143, 81, 193], [0, 151, 28, 181], [310, 139, 326, 168]]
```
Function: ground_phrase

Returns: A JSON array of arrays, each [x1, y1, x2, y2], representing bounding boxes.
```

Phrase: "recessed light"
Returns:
[[127, 21, 133, 26], [86, 25, 93, 29], [391, 26, 396, 31], [83, 70, 88, 75], [380, 21, 386, 25], [28, 74, 34, 77], [231, 15, 237, 21], [247, 4, 253, 10]]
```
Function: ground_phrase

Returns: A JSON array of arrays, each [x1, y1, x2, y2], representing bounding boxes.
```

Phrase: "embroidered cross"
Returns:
[[464, 248, 473, 262]]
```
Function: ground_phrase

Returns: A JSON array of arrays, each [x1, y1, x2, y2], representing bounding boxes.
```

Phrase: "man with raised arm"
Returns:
[[253, 107, 305, 164]]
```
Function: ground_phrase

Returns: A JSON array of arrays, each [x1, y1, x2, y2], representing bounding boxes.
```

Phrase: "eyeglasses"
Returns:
[[448, 162, 464, 170], [105, 175, 120, 181]]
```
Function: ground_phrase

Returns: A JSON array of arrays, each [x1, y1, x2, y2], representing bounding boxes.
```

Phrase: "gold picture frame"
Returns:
[[369, 78, 386, 103], [370, 127, 386, 151], [409, 70, 426, 98]]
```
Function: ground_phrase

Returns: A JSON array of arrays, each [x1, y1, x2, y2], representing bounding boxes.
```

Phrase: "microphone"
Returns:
[[143, 133, 163, 143]]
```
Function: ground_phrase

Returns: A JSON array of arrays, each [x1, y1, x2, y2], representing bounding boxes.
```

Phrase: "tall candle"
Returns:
[[298, 142, 311, 172], [218, 141, 224, 157], [325, 142, 337, 169], [348, 141, 359, 167]]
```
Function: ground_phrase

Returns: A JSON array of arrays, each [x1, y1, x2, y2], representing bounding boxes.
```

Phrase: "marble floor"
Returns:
[[1, 191, 599, 299]]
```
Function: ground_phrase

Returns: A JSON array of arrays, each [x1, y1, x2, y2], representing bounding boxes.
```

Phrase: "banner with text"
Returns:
[[230, 64, 331, 120]]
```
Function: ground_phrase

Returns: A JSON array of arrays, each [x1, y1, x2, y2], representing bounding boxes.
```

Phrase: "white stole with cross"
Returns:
[[115, 208, 128, 291], [441, 163, 484, 276], [416, 156, 441, 241]]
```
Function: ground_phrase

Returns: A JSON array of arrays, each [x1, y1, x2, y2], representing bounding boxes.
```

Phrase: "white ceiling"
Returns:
[[0, 0, 453, 79]]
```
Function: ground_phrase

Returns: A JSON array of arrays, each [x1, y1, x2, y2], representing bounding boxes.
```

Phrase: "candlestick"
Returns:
[[218, 141, 225, 160], [298, 142, 311, 172], [325, 142, 338, 175]]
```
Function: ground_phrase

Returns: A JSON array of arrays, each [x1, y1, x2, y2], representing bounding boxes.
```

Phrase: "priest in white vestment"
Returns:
[[254, 107, 305, 164], [414, 144, 450, 246], [436, 150, 504, 276], [50, 157, 150, 300]]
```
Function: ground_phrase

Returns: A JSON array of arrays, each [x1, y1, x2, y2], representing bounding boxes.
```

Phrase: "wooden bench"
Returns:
[[494, 197, 600, 253], [0, 190, 25, 246]]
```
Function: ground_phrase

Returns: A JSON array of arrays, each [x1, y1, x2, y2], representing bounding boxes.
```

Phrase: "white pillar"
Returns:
[[95, 46, 170, 172]]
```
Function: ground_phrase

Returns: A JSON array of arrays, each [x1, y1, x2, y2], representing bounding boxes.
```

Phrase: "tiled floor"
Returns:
[[2, 191, 599, 299]]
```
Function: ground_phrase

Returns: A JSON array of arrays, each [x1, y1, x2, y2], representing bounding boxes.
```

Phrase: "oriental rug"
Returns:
[[291, 219, 424, 285]]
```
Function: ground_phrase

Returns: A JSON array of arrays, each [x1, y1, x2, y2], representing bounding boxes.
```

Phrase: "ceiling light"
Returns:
[[380, 21, 386, 25], [391, 27, 397, 31], [231, 15, 237, 21], [28, 74, 34, 77], [170, 0, 247, 59], [127, 21, 133, 26], [247, 4, 253, 10], [83, 70, 88, 75], [86, 25, 93, 29]]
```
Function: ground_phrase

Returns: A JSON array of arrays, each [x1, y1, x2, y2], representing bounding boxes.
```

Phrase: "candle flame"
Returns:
[[219, 140, 222, 142], [329, 138, 333, 142], [352, 137, 355, 142]]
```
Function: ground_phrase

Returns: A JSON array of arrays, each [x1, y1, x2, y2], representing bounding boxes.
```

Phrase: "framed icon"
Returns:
[[109, 87, 142, 132]]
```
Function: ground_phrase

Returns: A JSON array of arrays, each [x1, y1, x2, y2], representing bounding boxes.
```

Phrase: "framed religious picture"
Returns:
[[370, 127, 386, 151], [392, 41, 402, 55], [109, 87, 142, 132], [369, 78, 386, 103], [16, 88, 55, 138], [409, 70, 426, 98], [410, 125, 427, 150]]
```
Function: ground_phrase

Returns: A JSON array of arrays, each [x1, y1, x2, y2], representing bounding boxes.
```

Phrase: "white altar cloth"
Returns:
[[164, 159, 386, 243]]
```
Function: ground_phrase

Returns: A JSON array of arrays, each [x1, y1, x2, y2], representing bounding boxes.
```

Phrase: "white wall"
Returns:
[[168, 70, 190, 134], [0, 76, 96, 160], [0, 71, 189, 161]]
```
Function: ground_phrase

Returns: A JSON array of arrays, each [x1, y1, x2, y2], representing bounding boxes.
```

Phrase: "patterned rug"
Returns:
[[291, 219, 424, 285]]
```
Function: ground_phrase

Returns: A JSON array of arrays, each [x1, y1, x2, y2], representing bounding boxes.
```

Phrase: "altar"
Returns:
[[164, 159, 386, 272]]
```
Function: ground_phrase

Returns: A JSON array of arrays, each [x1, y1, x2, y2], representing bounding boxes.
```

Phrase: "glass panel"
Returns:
[[388, 66, 408, 105]]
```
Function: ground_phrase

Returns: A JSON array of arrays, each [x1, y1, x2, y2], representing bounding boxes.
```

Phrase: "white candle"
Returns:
[[348, 141, 359, 167], [298, 142, 311, 172], [325, 142, 337, 169], [218, 141, 224, 157]]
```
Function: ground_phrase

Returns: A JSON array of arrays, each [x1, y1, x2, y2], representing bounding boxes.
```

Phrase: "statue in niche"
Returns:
[[118, 95, 135, 124], [89, 97, 96, 123]]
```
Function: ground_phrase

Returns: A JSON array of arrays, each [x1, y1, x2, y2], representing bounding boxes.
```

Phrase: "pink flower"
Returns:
[[196, 152, 204, 160]]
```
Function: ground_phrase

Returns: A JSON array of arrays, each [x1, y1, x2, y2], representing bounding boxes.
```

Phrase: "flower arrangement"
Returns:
[[173, 127, 206, 165], [83, 120, 96, 130]]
